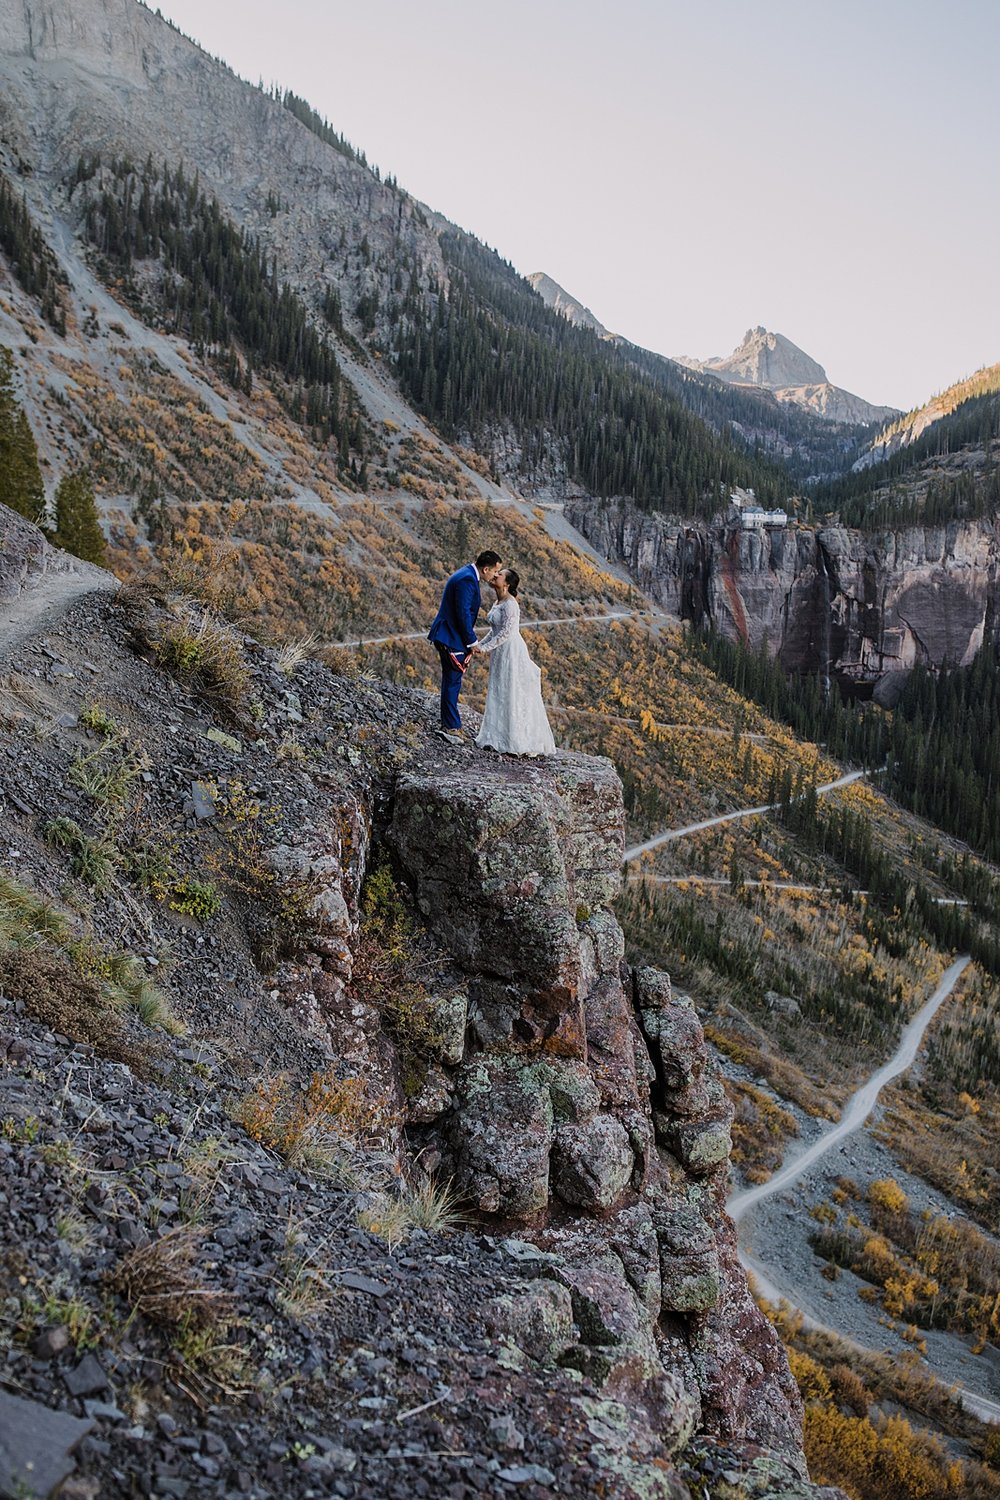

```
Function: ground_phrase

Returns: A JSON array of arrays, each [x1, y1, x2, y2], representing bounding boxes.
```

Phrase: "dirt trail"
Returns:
[[729, 957, 971, 1222], [0, 564, 118, 657], [727, 957, 1000, 1425], [622, 769, 867, 863]]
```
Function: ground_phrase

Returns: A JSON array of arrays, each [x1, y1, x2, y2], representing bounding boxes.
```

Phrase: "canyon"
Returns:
[[567, 499, 1000, 700]]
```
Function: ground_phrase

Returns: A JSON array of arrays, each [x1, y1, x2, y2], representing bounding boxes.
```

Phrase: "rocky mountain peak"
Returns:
[[527, 272, 609, 335], [697, 327, 829, 390], [676, 327, 897, 428]]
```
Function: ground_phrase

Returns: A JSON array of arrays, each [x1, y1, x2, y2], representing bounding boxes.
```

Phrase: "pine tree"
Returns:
[[0, 351, 46, 523], [50, 470, 106, 566]]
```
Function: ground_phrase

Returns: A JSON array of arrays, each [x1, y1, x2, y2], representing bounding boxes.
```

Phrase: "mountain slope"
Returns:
[[528, 272, 882, 479], [815, 368, 1000, 527], [0, 0, 806, 528], [854, 362, 1000, 468]]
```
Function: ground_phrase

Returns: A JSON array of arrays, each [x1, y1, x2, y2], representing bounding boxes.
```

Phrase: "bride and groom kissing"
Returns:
[[428, 549, 556, 757]]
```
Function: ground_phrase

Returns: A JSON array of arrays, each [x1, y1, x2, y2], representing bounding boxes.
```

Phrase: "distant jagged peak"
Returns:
[[678, 327, 897, 427], [527, 272, 610, 336], [691, 326, 829, 390]]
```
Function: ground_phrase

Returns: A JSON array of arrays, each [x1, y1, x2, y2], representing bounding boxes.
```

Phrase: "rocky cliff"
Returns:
[[567, 499, 1000, 701], [0, 505, 842, 1498]]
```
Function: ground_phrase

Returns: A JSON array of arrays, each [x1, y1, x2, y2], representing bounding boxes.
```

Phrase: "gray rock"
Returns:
[[0, 1387, 94, 1498], [497, 1464, 556, 1486], [494, 1281, 575, 1365], [449, 1056, 554, 1218], [487, 1414, 525, 1451], [63, 1354, 109, 1397], [189, 780, 216, 820], [654, 1201, 721, 1313], [32, 1324, 71, 1359], [766, 990, 802, 1019], [551, 1114, 634, 1211]]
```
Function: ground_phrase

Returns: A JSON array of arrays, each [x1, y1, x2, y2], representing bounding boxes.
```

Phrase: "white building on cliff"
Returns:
[[729, 487, 787, 529]]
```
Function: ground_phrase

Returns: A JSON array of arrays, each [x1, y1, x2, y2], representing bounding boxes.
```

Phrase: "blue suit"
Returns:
[[428, 563, 482, 729]]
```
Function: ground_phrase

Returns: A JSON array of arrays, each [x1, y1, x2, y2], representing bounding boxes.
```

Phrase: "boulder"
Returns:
[[653, 1199, 722, 1313], [494, 1280, 576, 1364], [448, 1057, 554, 1217], [636, 971, 711, 1117], [551, 1114, 635, 1211]]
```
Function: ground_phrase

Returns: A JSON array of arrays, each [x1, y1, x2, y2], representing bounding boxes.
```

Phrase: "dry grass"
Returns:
[[357, 1177, 465, 1247], [764, 1298, 994, 1448], [274, 632, 318, 676], [107, 1224, 227, 1330], [154, 610, 251, 715], [704, 1020, 841, 1121], [234, 1068, 375, 1170], [875, 1084, 1000, 1230], [727, 1078, 800, 1182]]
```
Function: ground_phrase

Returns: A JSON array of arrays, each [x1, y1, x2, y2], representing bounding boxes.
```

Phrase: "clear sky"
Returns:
[[154, 0, 999, 412]]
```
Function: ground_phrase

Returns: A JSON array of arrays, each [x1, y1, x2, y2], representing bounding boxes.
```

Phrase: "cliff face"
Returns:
[[568, 499, 1000, 700], [388, 753, 813, 1473]]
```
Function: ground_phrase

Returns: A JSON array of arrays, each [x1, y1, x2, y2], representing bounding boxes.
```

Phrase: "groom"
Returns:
[[428, 549, 503, 743]]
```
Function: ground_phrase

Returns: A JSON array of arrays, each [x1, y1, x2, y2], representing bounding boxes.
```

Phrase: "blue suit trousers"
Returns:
[[436, 644, 466, 729]]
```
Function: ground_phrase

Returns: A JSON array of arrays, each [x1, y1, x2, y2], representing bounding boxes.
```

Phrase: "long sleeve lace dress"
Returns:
[[474, 597, 556, 755]]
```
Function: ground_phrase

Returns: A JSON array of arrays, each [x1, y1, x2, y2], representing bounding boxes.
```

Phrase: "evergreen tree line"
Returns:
[[280, 84, 864, 485], [0, 346, 44, 523], [813, 383, 1000, 528], [385, 230, 792, 519], [71, 156, 363, 464], [695, 624, 1000, 867], [621, 342, 873, 484], [888, 649, 1000, 861], [0, 347, 105, 564], [0, 173, 68, 333], [622, 877, 901, 1045], [691, 628, 890, 768]]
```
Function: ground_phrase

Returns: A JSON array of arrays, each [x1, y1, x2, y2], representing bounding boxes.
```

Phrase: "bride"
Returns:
[[472, 568, 556, 756]]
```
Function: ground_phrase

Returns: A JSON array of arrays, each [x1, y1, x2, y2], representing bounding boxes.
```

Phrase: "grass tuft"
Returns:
[[357, 1177, 464, 1246], [107, 1224, 226, 1330], [44, 817, 119, 890], [274, 632, 318, 677]]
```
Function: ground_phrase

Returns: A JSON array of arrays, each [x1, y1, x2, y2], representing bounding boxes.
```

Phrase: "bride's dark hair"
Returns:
[[503, 568, 520, 597]]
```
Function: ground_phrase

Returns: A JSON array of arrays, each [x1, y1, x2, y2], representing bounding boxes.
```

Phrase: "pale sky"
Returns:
[[154, 0, 1000, 412]]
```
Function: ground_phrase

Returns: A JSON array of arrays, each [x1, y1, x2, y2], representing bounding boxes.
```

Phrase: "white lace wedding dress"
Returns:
[[475, 597, 556, 755]]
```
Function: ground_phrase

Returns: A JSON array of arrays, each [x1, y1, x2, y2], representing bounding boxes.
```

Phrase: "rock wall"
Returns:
[[387, 750, 814, 1481], [568, 499, 1000, 702]]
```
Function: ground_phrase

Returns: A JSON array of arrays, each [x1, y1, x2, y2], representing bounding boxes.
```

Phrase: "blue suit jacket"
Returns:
[[428, 563, 482, 654]]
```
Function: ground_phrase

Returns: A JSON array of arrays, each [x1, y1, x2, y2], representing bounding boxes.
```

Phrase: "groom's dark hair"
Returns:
[[476, 550, 502, 569]]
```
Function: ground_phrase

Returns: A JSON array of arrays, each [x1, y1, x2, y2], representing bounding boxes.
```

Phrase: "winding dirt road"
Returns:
[[728, 956, 971, 1223], [726, 957, 1000, 1425], [622, 769, 867, 864]]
